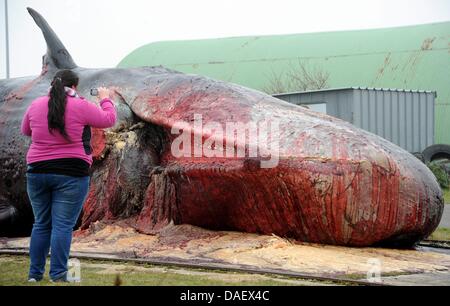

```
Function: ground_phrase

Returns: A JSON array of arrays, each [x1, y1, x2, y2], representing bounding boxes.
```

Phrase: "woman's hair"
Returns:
[[48, 70, 79, 141]]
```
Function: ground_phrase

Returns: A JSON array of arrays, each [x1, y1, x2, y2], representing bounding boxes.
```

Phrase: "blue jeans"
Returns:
[[26, 173, 89, 281]]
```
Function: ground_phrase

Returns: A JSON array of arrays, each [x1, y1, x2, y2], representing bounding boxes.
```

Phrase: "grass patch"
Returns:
[[0, 255, 317, 286], [429, 228, 450, 241], [443, 188, 450, 204]]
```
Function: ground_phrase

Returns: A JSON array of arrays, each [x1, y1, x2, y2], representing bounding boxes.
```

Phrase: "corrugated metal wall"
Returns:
[[274, 88, 435, 153]]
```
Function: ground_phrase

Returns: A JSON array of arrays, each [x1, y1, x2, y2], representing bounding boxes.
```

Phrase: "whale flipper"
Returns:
[[27, 7, 77, 71]]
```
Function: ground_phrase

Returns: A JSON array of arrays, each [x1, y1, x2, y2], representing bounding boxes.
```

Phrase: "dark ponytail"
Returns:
[[48, 70, 79, 141]]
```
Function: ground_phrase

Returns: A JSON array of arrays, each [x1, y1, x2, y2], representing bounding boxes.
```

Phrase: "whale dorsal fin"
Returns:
[[27, 7, 77, 71]]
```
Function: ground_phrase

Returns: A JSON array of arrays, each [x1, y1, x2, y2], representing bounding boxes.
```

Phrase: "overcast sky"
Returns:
[[1, 0, 450, 79]]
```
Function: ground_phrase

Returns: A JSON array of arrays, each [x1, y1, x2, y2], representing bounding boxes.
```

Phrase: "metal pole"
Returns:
[[5, 0, 10, 79]]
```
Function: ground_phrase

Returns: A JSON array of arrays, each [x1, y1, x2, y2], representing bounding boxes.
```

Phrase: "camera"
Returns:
[[90, 88, 99, 96]]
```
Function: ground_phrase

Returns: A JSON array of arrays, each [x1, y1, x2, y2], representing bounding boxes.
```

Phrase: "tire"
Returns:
[[412, 152, 425, 163], [422, 144, 450, 164]]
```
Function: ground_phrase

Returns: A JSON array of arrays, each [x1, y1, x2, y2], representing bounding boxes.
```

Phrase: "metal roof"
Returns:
[[273, 87, 438, 97]]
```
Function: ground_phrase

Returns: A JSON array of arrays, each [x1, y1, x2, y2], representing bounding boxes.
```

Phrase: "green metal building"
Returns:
[[118, 22, 450, 145]]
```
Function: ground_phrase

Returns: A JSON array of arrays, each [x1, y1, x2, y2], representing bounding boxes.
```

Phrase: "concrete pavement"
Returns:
[[439, 205, 450, 228]]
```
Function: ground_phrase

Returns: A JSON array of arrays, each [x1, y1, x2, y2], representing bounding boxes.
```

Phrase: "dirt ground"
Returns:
[[1, 221, 450, 284]]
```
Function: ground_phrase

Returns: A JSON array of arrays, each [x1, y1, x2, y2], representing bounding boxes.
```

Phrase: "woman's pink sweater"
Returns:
[[21, 95, 117, 166]]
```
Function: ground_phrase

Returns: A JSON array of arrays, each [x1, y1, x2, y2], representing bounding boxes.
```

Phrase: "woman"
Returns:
[[21, 69, 117, 282]]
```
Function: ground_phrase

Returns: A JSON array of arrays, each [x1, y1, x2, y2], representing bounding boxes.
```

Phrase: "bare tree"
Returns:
[[263, 60, 330, 95], [263, 69, 289, 95]]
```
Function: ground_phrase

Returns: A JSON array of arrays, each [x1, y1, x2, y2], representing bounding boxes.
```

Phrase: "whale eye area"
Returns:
[[5, 179, 12, 188]]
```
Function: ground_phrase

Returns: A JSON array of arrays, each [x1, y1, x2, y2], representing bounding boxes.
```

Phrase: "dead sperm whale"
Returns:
[[0, 8, 443, 246]]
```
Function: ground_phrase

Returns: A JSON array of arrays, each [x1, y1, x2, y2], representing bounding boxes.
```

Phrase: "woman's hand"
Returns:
[[98, 87, 111, 100]]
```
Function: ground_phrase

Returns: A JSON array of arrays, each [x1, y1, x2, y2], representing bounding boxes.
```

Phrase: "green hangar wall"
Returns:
[[118, 22, 450, 145]]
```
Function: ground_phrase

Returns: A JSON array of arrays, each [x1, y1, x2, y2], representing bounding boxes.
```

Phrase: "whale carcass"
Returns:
[[0, 8, 444, 246]]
